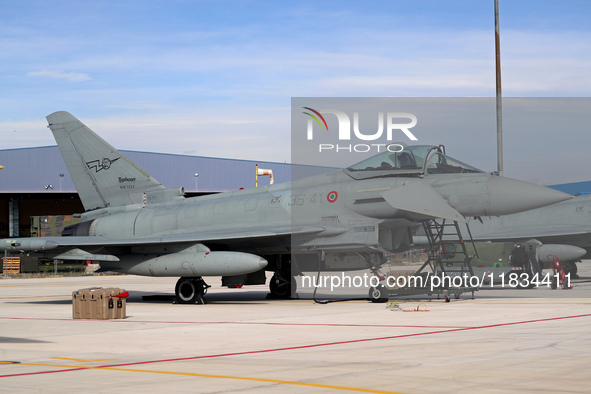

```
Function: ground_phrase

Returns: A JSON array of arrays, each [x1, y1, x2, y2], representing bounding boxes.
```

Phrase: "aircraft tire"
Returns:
[[565, 261, 579, 279], [369, 285, 388, 303], [269, 273, 291, 299], [520, 273, 536, 289], [175, 277, 205, 304], [518, 274, 535, 289]]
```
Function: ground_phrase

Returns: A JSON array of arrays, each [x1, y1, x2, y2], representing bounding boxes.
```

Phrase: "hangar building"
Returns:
[[0, 146, 331, 238]]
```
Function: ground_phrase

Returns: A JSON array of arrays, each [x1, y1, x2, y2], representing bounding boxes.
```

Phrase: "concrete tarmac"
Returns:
[[1, 263, 590, 393]]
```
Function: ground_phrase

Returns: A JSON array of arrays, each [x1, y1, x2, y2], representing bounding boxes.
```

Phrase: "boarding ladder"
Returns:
[[414, 219, 479, 300]]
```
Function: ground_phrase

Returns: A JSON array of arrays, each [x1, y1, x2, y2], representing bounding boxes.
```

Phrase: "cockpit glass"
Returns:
[[346, 145, 483, 174], [425, 152, 483, 174], [347, 145, 429, 171]]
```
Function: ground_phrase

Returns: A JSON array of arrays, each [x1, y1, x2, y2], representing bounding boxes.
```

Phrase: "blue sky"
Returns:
[[1, 1, 590, 183]]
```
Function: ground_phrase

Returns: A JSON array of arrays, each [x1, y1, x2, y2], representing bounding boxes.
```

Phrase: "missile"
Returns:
[[0, 238, 58, 251], [99, 250, 268, 277], [537, 244, 586, 264]]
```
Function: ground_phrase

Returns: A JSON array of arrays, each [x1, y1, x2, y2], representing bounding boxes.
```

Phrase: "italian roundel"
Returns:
[[327, 191, 338, 203]]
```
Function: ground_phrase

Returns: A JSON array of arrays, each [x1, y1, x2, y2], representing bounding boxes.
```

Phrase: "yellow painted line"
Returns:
[[51, 357, 117, 363], [1, 362, 403, 393]]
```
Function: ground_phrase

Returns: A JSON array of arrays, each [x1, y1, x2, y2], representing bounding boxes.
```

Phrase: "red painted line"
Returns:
[[1, 313, 589, 379], [121, 320, 465, 329], [0, 317, 465, 329], [0, 295, 67, 300]]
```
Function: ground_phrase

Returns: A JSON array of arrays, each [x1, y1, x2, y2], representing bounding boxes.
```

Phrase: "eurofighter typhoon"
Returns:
[[0, 112, 571, 303]]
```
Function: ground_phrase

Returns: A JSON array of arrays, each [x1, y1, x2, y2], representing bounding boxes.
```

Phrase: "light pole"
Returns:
[[495, 0, 503, 176]]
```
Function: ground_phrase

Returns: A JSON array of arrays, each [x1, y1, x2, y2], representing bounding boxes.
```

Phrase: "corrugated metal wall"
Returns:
[[0, 146, 334, 193]]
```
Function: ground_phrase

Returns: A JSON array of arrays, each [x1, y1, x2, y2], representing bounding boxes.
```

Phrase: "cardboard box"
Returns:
[[72, 287, 127, 319]]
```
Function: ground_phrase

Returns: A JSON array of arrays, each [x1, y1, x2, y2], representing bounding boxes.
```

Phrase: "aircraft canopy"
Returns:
[[346, 145, 483, 178]]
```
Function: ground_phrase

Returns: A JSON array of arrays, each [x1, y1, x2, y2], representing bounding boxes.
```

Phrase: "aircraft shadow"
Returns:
[[135, 290, 292, 304], [7, 299, 73, 305], [0, 336, 50, 343]]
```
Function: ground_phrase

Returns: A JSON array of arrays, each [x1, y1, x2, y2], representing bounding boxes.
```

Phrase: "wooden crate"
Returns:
[[3, 257, 21, 274]]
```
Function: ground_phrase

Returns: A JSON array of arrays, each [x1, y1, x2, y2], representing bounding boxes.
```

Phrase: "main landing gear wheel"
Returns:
[[518, 273, 535, 289], [268, 273, 292, 299], [175, 277, 206, 304], [369, 285, 388, 303], [565, 261, 579, 279]]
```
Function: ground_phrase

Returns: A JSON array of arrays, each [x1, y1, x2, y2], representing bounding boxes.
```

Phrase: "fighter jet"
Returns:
[[0, 112, 571, 303]]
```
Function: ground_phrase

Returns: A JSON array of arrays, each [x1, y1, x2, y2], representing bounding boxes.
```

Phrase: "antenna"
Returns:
[[495, 0, 504, 176]]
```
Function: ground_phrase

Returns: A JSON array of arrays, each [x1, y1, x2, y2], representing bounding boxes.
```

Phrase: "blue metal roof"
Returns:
[[0, 146, 334, 193], [548, 181, 591, 196]]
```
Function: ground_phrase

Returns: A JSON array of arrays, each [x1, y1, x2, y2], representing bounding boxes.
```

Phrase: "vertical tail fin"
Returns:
[[47, 111, 166, 211]]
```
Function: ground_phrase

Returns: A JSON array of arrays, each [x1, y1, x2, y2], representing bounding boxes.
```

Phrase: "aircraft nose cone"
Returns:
[[486, 176, 572, 216]]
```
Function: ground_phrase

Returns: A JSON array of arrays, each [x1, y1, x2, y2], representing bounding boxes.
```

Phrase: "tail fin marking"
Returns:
[[47, 111, 165, 211]]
